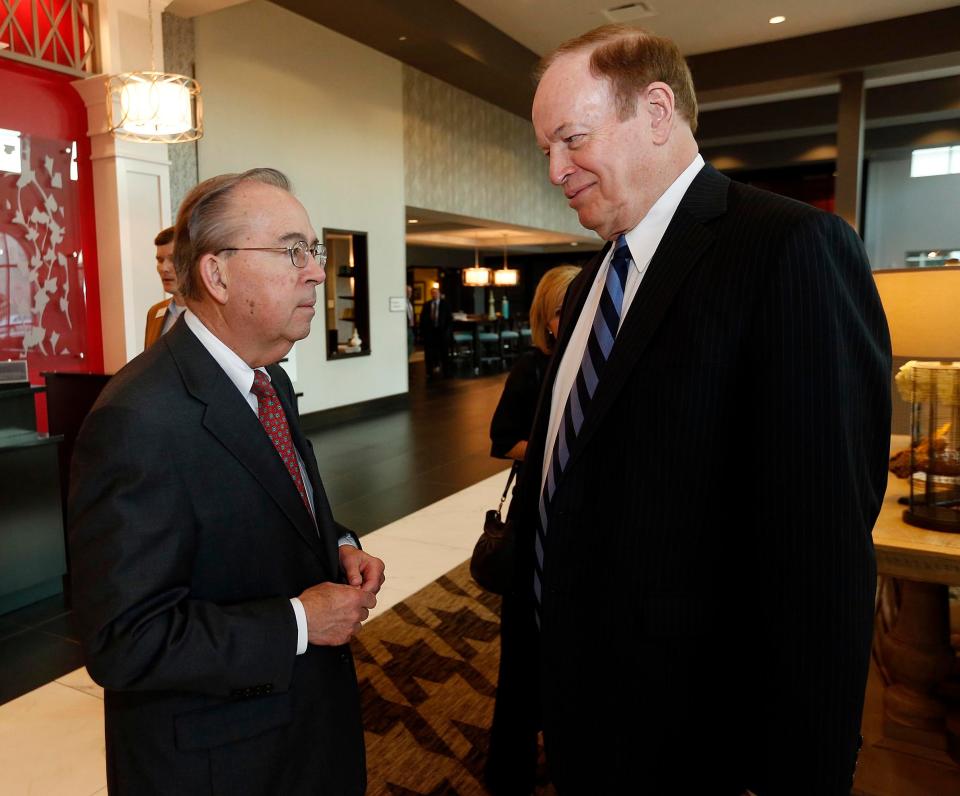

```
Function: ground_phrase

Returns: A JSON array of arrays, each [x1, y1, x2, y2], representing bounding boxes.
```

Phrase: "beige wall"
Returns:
[[403, 65, 584, 237], [194, 0, 407, 413]]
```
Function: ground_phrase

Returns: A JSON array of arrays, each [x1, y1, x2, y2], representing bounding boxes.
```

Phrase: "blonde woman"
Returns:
[[484, 264, 579, 795], [489, 265, 581, 461]]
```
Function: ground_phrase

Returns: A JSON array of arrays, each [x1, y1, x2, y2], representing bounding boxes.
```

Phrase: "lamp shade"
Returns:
[[493, 268, 519, 286], [463, 267, 491, 287], [873, 267, 960, 360], [107, 72, 204, 143]]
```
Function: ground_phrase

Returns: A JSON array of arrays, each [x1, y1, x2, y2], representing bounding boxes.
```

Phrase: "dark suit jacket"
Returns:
[[489, 347, 550, 458], [509, 164, 891, 795], [68, 320, 365, 796], [418, 298, 452, 341], [144, 298, 171, 348]]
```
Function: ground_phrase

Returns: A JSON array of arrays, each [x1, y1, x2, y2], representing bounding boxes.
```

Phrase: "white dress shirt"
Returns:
[[541, 154, 705, 493], [183, 310, 350, 655]]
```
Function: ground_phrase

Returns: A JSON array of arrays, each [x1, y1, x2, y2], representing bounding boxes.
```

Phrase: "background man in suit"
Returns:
[[144, 226, 187, 347], [507, 25, 891, 794], [406, 283, 415, 358], [69, 168, 384, 795], [419, 284, 452, 380]]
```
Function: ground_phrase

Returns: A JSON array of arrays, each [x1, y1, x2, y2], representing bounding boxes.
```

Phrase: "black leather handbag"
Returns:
[[470, 461, 520, 595]]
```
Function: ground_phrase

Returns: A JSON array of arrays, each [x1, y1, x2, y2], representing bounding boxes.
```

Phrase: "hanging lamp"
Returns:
[[493, 236, 519, 286], [463, 239, 491, 286], [106, 0, 203, 143]]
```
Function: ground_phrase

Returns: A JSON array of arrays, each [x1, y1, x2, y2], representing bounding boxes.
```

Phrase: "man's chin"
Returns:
[[576, 208, 607, 238]]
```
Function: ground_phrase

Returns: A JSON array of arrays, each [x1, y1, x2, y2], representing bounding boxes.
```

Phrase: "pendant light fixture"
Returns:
[[463, 236, 491, 286], [106, 0, 203, 143], [493, 236, 519, 286]]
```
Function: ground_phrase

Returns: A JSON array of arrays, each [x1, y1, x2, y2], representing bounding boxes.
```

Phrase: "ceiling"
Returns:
[[405, 207, 601, 254], [454, 0, 960, 57], [168, 0, 960, 58], [166, 0, 960, 252]]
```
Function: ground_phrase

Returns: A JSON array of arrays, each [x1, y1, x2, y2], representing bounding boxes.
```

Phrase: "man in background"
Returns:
[[506, 24, 891, 795], [419, 284, 451, 381], [144, 226, 187, 347], [406, 283, 415, 358], [70, 168, 383, 795]]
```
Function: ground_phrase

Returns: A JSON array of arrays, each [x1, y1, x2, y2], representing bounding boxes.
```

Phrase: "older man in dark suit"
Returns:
[[69, 168, 384, 795], [503, 25, 891, 795], [419, 284, 452, 380]]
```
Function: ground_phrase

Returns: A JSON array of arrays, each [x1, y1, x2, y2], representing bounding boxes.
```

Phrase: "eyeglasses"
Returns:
[[217, 240, 327, 269]]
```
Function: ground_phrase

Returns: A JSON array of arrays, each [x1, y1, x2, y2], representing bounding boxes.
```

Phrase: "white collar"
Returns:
[[183, 310, 269, 398], [621, 153, 705, 270]]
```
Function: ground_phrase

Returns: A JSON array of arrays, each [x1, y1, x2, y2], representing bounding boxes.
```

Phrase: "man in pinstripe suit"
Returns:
[[505, 24, 891, 795]]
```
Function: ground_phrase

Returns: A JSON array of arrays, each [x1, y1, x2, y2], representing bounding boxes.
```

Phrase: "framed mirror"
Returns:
[[323, 229, 370, 359]]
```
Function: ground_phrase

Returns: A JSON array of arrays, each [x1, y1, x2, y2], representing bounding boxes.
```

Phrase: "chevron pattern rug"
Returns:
[[352, 561, 510, 795]]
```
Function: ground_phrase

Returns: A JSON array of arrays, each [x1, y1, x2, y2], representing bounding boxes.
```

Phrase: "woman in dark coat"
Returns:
[[485, 265, 580, 795]]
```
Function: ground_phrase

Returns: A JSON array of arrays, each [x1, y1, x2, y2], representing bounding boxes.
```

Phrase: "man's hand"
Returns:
[[339, 545, 386, 594], [298, 582, 377, 646]]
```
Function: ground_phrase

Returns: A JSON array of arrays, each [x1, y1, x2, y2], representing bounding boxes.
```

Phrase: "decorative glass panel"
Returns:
[[0, 130, 90, 367]]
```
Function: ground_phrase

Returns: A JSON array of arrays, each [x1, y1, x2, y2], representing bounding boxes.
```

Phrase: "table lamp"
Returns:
[[874, 267, 960, 532]]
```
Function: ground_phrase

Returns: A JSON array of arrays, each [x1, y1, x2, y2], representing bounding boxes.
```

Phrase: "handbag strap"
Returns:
[[498, 460, 521, 514]]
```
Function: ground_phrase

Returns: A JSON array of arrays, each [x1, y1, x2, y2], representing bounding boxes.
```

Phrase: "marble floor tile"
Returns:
[[0, 681, 105, 796], [367, 469, 512, 553], [56, 667, 104, 700], [360, 535, 473, 621]]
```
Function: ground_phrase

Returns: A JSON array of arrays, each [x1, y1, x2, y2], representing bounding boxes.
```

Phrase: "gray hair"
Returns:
[[173, 167, 291, 301]]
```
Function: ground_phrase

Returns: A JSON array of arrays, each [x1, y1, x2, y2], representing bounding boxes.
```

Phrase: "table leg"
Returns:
[[879, 579, 955, 751]]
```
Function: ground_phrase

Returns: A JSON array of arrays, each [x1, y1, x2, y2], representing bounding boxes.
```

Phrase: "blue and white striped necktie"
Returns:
[[533, 235, 632, 626]]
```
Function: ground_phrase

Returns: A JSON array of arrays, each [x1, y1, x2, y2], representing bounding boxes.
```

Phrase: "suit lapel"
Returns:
[[164, 323, 329, 565], [557, 164, 730, 486]]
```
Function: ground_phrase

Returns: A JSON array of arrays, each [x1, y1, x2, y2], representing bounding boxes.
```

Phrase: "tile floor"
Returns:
[[0, 366, 513, 794]]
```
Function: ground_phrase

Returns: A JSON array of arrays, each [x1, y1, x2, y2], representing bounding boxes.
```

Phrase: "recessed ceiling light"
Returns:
[[769, 15, 786, 24], [398, 36, 407, 41], [407, 218, 418, 224], [570, 242, 579, 247]]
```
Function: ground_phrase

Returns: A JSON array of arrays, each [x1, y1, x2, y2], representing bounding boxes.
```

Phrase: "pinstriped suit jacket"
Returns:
[[511, 163, 891, 794]]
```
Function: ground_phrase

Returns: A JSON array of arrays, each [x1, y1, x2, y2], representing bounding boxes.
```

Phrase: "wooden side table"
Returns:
[[872, 455, 960, 764]]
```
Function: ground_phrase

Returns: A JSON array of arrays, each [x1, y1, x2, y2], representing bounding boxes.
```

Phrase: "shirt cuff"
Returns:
[[338, 534, 358, 548], [289, 597, 308, 655]]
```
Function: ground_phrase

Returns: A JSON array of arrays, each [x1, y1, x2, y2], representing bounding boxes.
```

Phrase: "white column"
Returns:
[[71, 76, 173, 370]]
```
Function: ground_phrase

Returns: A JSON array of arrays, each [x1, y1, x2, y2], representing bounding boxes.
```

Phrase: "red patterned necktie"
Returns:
[[250, 370, 313, 515]]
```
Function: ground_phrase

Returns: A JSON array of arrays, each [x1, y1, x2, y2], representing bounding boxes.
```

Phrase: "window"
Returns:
[[910, 145, 960, 178]]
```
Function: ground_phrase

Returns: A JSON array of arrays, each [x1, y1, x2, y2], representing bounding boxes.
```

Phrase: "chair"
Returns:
[[477, 329, 502, 373], [500, 329, 520, 368], [450, 330, 476, 376], [519, 326, 533, 350]]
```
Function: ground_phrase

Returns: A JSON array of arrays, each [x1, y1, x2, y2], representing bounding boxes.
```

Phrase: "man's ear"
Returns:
[[645, 82, 676, 144], [197, 253, 229, 305]]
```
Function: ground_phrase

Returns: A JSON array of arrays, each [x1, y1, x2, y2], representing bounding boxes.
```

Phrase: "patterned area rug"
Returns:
[[352, 561, 506, 795]]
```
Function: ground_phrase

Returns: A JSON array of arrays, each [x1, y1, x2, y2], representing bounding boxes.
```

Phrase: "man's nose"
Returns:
[[304, 255, 325, 284], [549, 149, 574, 186]]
